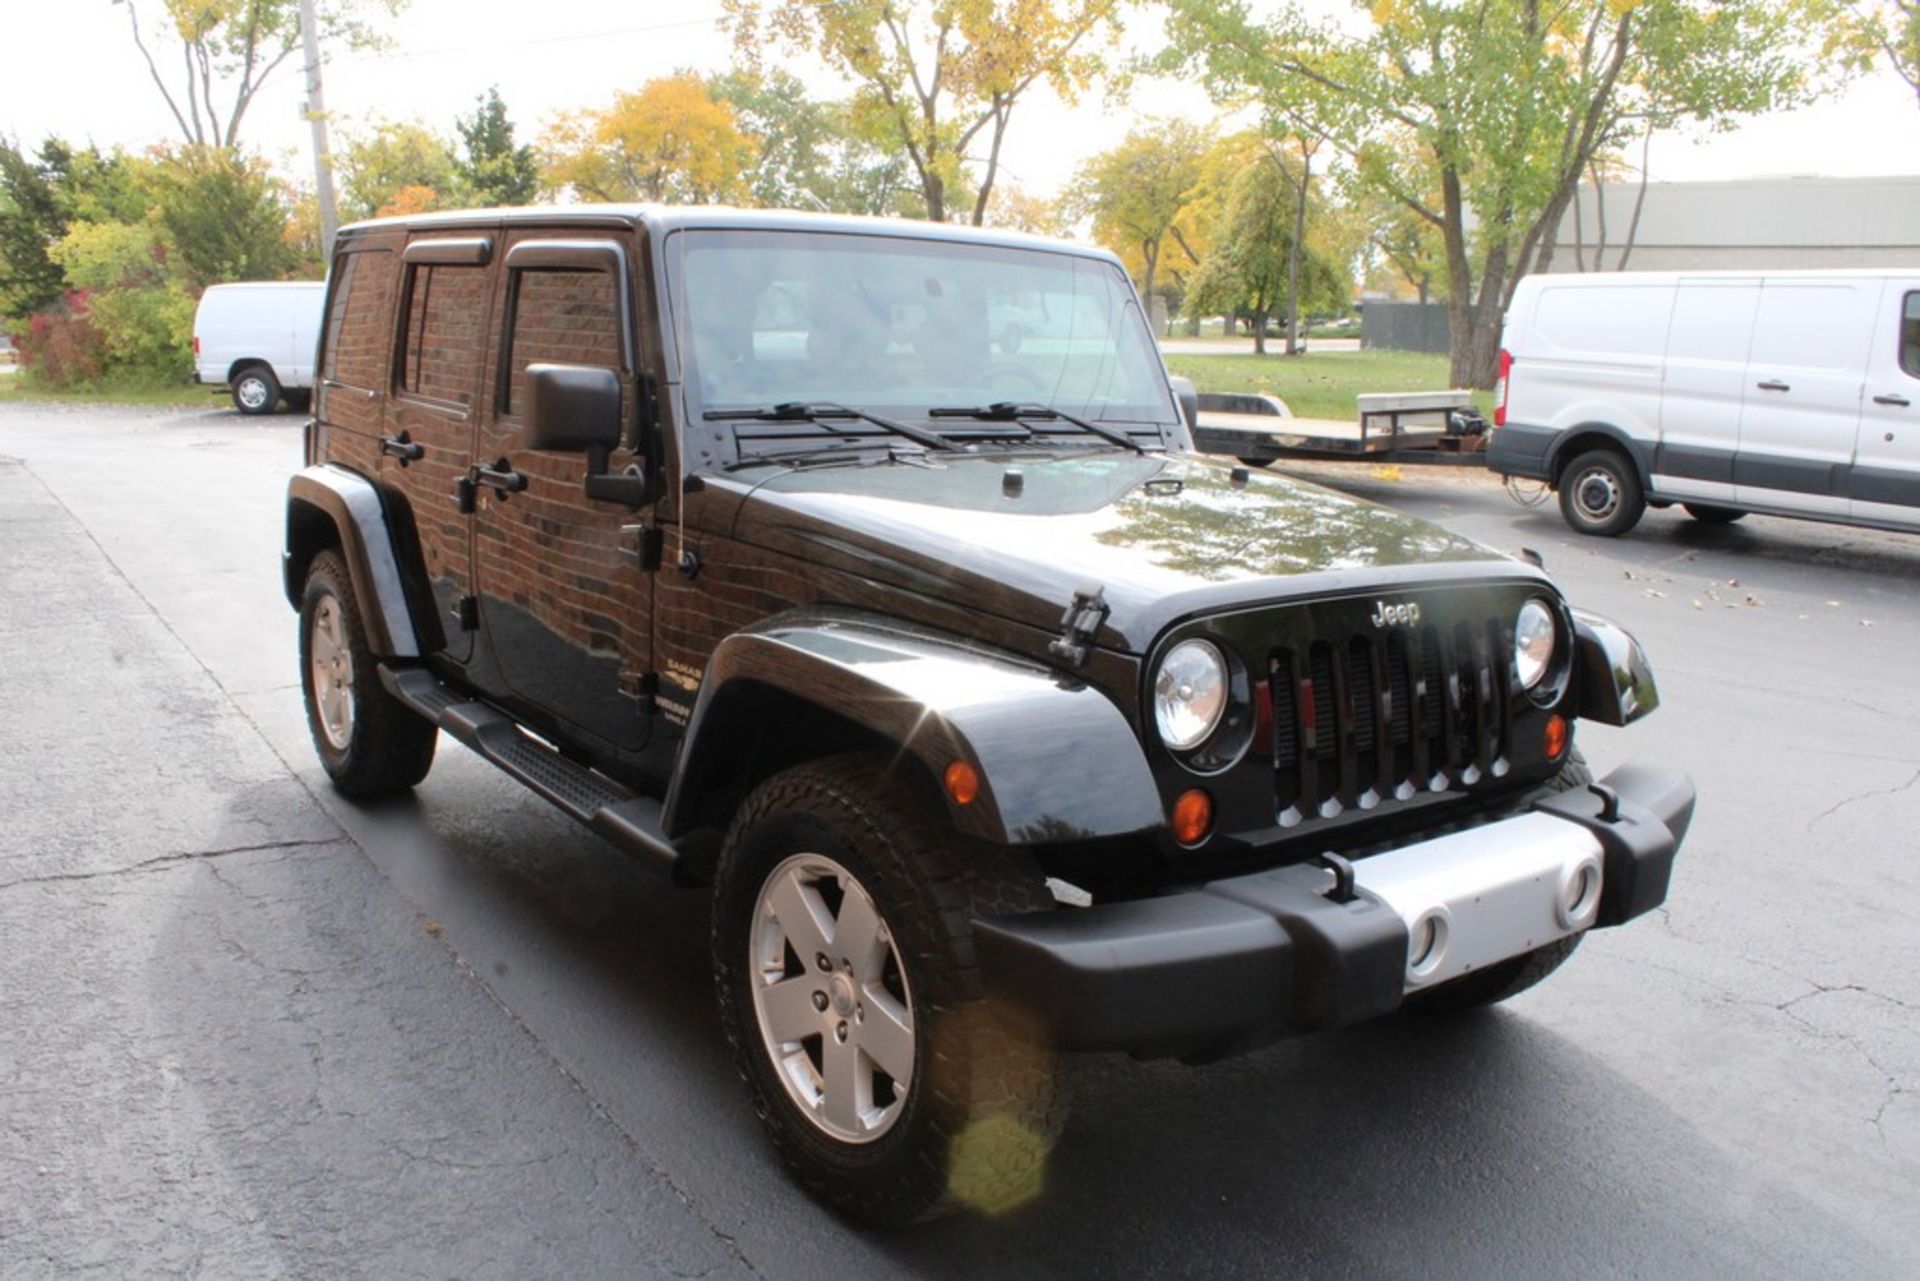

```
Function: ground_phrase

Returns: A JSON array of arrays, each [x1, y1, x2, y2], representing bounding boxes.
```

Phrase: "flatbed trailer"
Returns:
[[1191, 389, 1490, 467]]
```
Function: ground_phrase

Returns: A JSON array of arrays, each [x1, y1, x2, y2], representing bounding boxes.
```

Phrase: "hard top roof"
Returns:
[[337, 203, 1121, 264]]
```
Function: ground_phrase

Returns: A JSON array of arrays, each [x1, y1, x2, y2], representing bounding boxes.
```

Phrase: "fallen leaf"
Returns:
[[1691, 599, 1703, 610], [424, 920, 444, 936]]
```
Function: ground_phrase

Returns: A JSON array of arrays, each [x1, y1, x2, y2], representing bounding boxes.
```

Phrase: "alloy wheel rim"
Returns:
[[310, 596, 355, 750], [749, 852, 915, 1144], [237, 377, 270, 410]]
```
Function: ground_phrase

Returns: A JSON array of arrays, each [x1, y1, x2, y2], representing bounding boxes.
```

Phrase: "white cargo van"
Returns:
[[192, 281, 326, 415], [1487, 269, 1920, 537]]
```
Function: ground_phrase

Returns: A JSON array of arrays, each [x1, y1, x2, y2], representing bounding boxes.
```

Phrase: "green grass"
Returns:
[[0, 374, 217, 408], [1164, 349, 1490, 421]]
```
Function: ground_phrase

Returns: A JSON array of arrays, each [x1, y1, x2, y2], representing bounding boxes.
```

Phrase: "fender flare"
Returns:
[[663, 613, 1165, 847], [284, 465, 422, 658], [1546, 422, 1655, 492], [1570, 608, 1659, 727]]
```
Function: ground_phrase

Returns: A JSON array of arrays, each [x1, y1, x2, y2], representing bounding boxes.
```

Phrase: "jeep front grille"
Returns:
[[1269, 620, 1512, 826]]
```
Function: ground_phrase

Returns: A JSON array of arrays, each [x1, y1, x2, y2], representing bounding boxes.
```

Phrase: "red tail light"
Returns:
[[192, 335, 200, 355], [1494, 348, 1513, 427]]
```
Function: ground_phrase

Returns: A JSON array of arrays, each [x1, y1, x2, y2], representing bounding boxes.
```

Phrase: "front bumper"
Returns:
[[975, 764, 1694, 1057]]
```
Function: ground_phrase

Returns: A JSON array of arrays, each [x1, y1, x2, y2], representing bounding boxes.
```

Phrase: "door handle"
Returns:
[[1873, 393, 1911, 408], [380, 432, 425, 465], [470, 459, 527, 496], [1756, 379, 1790, 392]]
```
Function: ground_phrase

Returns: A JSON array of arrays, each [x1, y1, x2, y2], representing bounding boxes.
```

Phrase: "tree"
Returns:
[[1169, 0, 1828, 386], [144, 146, 298, 287], [1067, 121, 1207, 327], [339, 121, 463, 219], [115, 0, 406, 149], [722, 0, 1130, 224], [540, 76, 756, 204], [455, 87, 539, 208], [1184, 153, 1346, 355], [707, 70, 916, 215], [0, 140, 145, 327], [1826, 4, 1920, 110]]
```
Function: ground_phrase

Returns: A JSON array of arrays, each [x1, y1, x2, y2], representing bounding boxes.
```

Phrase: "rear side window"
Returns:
[[1532, 284, 1673, 360], [1901, 293, 1920, 379], [322, 249, 393, 390], [396, 263, 488, 407], [500, 268, 623, 418]]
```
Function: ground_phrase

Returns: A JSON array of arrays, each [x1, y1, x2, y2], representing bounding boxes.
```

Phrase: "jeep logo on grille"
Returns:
[[1371, 600, 1422, 628]]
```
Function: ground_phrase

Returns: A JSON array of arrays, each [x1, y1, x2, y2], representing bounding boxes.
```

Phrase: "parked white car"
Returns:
[[193, 281, 326, 415], [1487, 269, 1920, 536]]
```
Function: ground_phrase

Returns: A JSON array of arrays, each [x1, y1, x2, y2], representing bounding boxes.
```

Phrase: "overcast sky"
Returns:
[[2, 0, 1917, 201]]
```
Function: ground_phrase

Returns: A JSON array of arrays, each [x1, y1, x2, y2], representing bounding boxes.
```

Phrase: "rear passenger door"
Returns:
[[1849, 279, 1920, 529], [471, 233, 652, 753], [382, 235, 495, 663], [1734, 279, 1878, 517]]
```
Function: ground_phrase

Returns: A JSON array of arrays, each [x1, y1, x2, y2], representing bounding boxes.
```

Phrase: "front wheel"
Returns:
[[231, 364, 281, 416], [713, 756, 1063, 1225], [299, 550, 437, 797], [1557, 448, 1645, 537]]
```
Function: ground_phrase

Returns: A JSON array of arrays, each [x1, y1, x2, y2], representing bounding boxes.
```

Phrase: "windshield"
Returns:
[[667, 229, 1179, 438]]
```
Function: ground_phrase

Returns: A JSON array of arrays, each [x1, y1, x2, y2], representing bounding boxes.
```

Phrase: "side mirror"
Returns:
[[524, 362, 654, 507], [1167, 374, 1200, 434], [525, 362, 621, 454]]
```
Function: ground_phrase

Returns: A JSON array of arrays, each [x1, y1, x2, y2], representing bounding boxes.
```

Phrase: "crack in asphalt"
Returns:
[[1807, 765, 1920, 829], [0, 839, 344, 894]]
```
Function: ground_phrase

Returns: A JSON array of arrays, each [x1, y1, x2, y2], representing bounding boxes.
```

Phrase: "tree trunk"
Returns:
[[1251, 310, 1268, 355], [1284, 148, 1310, 356], [1223, 313, 1236, 338]]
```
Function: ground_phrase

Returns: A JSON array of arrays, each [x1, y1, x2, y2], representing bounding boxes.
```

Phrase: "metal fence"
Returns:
[[1361, 301, 1450, 354]]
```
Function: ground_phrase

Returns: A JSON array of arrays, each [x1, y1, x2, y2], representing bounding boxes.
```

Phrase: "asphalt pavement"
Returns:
[[1, 403, 1914, 1279]]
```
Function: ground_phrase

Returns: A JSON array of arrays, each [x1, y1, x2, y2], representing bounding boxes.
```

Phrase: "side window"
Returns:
[[500, 267, 623, 419], [396, 263, 488, 407], [1901, 293, 1920, 380], [321, 248, 393, 390]]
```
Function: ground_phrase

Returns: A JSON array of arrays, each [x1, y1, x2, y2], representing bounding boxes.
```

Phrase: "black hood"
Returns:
[[719, 450, 1526, 653]]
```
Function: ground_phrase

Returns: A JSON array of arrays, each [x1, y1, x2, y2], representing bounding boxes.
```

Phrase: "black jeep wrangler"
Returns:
[[286, 206, 1694, 1224]]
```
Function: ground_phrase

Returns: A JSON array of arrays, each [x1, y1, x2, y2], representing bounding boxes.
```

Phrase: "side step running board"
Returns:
[[379, 664, 679, 876]]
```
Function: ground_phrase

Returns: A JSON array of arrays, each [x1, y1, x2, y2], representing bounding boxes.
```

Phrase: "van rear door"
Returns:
[[1734, 278, 1879, 517], [1849, 279, 1920, 529]]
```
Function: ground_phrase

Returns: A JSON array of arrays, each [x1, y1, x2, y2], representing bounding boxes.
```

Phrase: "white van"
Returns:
[[192, 281, 326, 415], [1487, 269, 1920, 537]]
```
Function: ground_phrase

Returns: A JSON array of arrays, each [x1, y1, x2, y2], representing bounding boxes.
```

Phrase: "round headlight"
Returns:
[[1514, 598, 1558, 690], [1154, 639, 1228, 751]]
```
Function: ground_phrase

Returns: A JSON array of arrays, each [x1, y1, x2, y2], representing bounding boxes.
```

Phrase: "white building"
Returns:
[[1544, 175, 1920, 273]]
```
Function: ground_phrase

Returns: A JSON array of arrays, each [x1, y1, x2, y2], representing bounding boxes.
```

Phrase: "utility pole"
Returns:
[[298, 0, 340, 254]]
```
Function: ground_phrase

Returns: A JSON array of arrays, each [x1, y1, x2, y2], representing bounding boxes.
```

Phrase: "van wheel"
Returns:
[[231, 364, 281, 415], [299, 551, 437, 797], [713, 755, 1063, 1225], [1683, 503, 1746, 525], [1558, 449, 1645, 537]]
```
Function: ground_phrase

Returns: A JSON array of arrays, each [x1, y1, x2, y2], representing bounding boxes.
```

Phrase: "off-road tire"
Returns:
[[1410, 752, 1593, 1013], [299, 550, 437, 797], [231, 363, 281, 416], [1558, 448, 1645, 537], [713, 755, 1064, 1226], [1683, 503, 1746, 525]]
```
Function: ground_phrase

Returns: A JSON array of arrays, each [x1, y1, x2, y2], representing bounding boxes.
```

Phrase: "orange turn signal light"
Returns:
[[1544, 714, 1569, 761], [1170, 788, 1214, 846], [944, 760, 980, 806]]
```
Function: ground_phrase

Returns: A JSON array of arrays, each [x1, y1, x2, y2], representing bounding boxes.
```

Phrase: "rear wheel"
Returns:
[[1557, 448, 1645, 537], [713, 755, 1063, 1225], [299, 550, 437, 797], [1683, 503, 1746, 525], [231, 364, 281, 415]]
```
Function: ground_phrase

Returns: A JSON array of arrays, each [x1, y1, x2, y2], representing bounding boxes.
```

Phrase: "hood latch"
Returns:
[[1048, 582, 1110, 668]]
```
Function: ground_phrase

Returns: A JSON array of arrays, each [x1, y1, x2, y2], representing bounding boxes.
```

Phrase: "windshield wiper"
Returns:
[[704, 401, 957, 452], [928, 402, 1148, 454]]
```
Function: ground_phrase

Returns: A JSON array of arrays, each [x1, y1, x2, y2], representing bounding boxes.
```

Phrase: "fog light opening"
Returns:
[[1408, 911, 1449, 979], [1558, 858, 1602, 929]]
